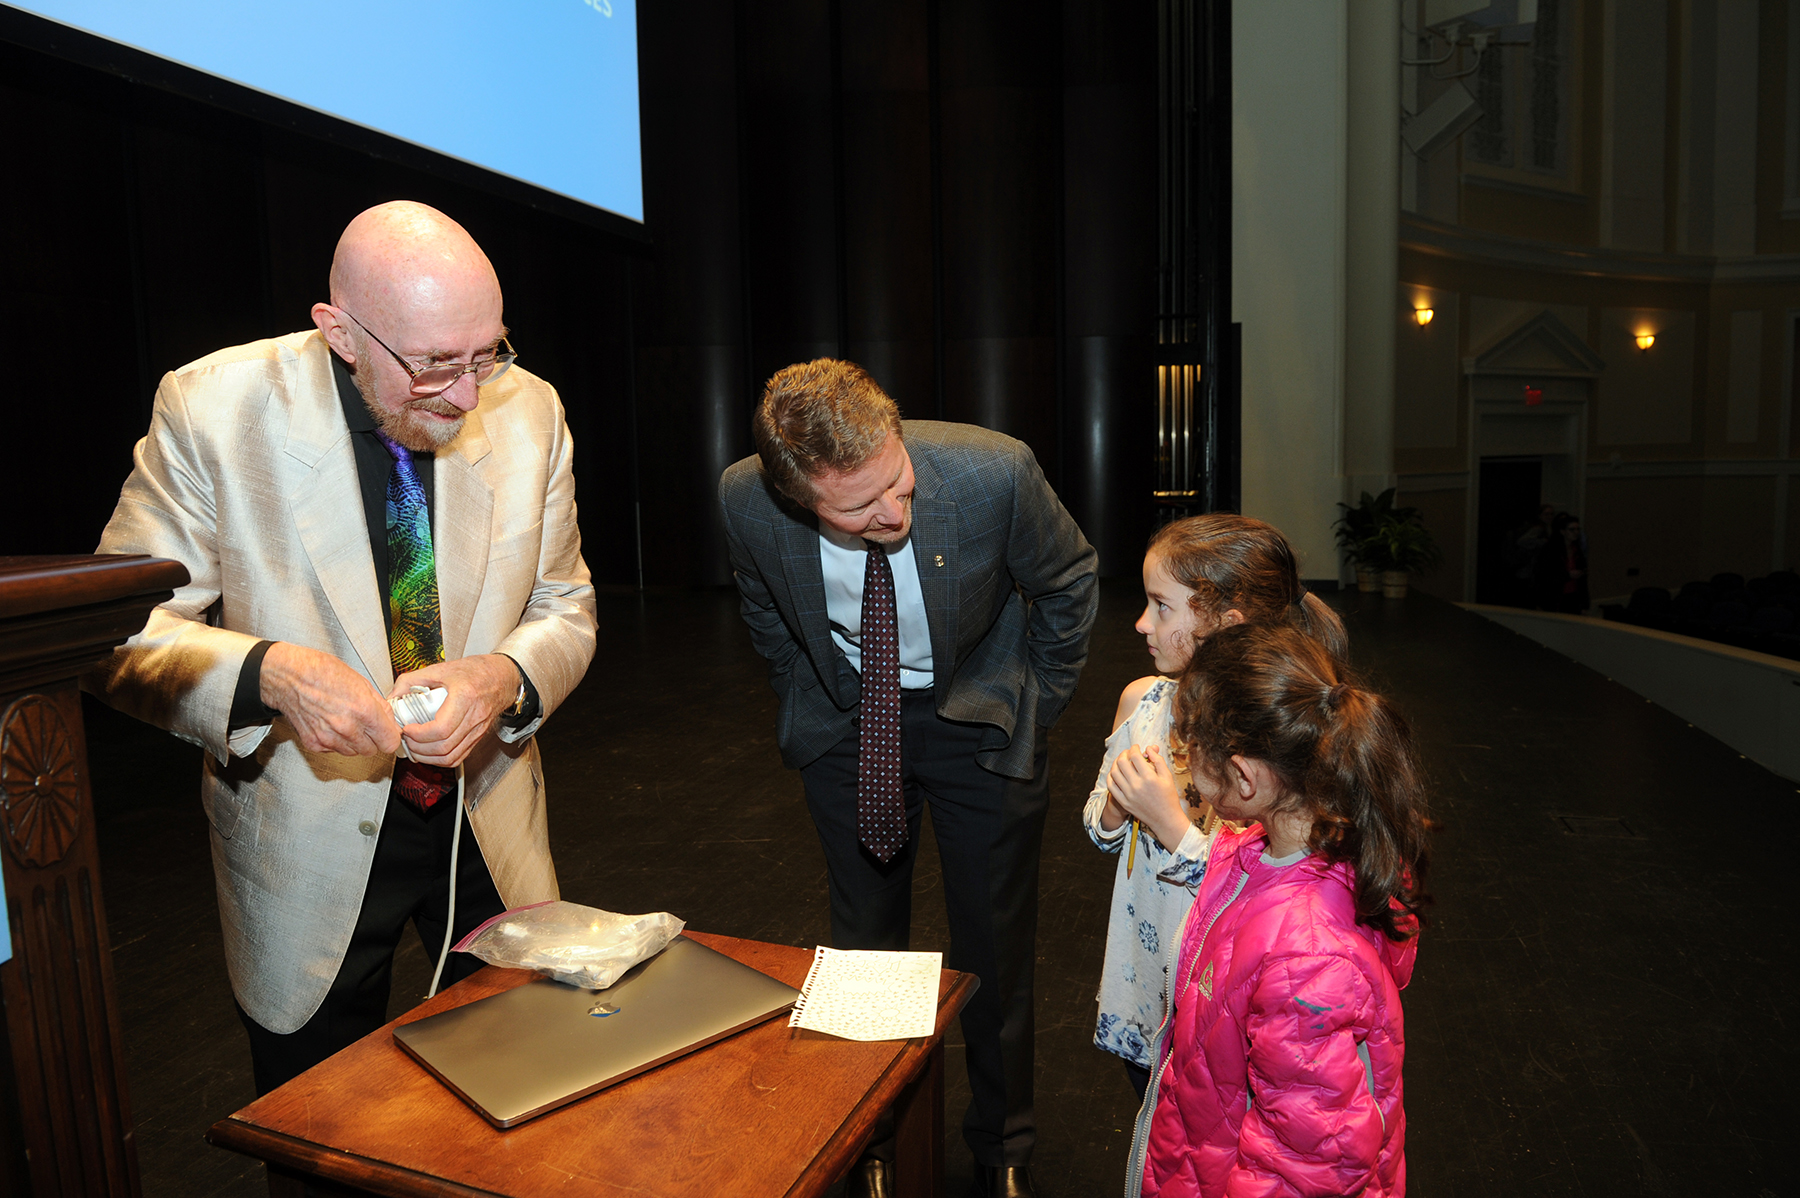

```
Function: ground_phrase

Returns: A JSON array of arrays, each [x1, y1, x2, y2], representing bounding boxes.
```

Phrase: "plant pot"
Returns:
[[1381, 570, 1409, 598], [1356, 567, 1382, 593]]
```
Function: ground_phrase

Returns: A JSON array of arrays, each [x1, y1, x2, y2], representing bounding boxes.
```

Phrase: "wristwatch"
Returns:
[[504, 659, 528, 720]]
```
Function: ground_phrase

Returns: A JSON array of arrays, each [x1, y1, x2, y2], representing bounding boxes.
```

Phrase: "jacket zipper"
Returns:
[[1123, 865, 1251, 1198]]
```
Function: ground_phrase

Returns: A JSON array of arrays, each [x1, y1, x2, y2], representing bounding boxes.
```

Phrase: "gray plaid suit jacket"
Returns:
[[718, 421, 1098, 780]]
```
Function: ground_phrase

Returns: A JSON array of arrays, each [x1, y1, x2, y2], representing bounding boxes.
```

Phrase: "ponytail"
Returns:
[[1289, 591, 1348, 663], [1175, 624, 1431, 941], [1306, 679, 1431, 939]]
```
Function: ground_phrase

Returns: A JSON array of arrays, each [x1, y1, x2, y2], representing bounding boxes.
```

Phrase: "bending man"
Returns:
[[718, 360, 1097, 1198]]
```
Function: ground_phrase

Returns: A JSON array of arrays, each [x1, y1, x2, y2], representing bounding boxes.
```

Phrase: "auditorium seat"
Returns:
[[1705, 600, 1750, 630], [1569, 567, 1800, 658], [1672, 586, 1714, 625], [1764, 631, 1800, 661], [1589, 570, 1800, 661], [1629, 586, 1671, 614], [1606, 586, 1673, 630], [1750, 605, 1794, 634], [1715, 587, 1753, 612]]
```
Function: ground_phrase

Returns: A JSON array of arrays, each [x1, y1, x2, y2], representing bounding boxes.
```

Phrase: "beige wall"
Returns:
[[1388, 0, 1800, 600], [1757, 0, 1800, 253], [1344, 0, 1401, 511], [1787, 468, 1800, 562], [1395, 285, 1460, 450], [1233, 0, 1409, 582], [1394, 243, 1798, 597], [1243, 2, 1800, 598], [1233, 0, 1348, 578], [1586, 473, 1780, 595], [1393, 486, 1467, 601], [1596, 307, 1698, 446], [1701, 286, 1800, 457]]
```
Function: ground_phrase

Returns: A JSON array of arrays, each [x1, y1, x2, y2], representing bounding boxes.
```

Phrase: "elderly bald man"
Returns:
[[87, 201, 597, 1092]]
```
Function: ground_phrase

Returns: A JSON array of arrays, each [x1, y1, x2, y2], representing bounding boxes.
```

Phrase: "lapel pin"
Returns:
[[934, 555, 945, 568]]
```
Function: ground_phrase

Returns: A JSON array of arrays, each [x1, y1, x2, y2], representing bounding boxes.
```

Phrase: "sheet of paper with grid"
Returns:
[[787, 947, 942, 1041]]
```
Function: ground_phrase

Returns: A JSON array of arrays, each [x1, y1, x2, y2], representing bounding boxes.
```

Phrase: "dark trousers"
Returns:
[[800, 689, 1049, 1167], [237, 787, 506, 1095]]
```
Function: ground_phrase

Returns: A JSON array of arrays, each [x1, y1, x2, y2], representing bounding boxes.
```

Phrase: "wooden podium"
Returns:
[[0, 555, 189, 1198]]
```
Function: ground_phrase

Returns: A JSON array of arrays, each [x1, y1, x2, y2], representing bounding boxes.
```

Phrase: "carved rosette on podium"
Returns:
[[0, 555, 188, 1198]]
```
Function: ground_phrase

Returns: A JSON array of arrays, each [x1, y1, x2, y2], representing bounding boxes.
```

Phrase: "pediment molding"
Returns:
[[1463, 311, 1606, 378]]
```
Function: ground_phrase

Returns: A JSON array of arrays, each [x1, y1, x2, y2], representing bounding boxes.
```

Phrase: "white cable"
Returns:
[[426, 764, 464, 999], [1400, 35, 1458, 66], [1430, 39, 1488, 81]]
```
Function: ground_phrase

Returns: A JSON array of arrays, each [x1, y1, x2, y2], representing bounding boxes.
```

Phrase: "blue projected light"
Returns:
[[6, 0, 642, 222]]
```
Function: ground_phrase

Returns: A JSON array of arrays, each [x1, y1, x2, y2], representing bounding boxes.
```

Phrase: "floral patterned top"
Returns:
[[1082, 678, 1217, 1070]]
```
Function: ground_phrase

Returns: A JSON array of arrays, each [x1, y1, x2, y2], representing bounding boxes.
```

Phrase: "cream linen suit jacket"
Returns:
[[86, 330, 597, 1033]]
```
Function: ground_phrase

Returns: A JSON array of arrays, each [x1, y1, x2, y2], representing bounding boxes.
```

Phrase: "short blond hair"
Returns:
[[752, 359, 902, 505]]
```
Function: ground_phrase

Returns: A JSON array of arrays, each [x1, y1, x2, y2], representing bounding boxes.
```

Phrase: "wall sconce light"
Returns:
[[1635, 333, 1655, 352], [1414, 308, 1435, 327]]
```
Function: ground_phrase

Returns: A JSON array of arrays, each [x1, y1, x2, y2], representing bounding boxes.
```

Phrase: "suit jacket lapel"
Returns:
[[773, 510, 850, 705], [434, 409, 494, 663], [285, 336, 392, 689], [907, 444, 958, 687]]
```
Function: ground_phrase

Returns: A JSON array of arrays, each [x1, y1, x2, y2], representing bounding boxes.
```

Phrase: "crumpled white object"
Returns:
[[452, 901, 686, 990]]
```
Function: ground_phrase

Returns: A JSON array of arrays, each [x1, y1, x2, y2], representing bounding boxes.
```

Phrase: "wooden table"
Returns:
[[208, 932, 976, 1197]]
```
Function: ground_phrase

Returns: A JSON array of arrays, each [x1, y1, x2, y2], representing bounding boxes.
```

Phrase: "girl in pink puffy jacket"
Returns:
[[1126, 624, 1431, 1198]]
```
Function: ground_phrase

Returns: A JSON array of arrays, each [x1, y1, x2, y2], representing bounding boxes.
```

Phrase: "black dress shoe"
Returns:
[[847, 1156, 893, 1198], [979, 1164, 1036, 1198]]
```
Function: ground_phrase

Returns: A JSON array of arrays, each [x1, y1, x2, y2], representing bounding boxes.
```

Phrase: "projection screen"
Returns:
[[2, 0, 643, 223]]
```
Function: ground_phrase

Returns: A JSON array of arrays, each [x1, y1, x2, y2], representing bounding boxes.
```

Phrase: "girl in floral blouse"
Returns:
[[1083, 515, 1347, 1097]]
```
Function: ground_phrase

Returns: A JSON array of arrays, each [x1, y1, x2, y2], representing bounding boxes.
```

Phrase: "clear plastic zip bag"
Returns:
[[452, 901, 686, 990]]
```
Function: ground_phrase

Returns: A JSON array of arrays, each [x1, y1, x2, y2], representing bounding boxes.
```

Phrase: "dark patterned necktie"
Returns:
[[857, 540, 905, 861], [378, 432, 457, 813]]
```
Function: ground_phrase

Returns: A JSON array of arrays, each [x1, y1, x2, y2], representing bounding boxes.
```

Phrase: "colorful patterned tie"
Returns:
[[857, 541, 905, 861], [378, 432, 457, 813]]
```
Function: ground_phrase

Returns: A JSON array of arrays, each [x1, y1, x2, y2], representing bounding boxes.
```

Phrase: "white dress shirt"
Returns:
[[819, 529, 935, 689]]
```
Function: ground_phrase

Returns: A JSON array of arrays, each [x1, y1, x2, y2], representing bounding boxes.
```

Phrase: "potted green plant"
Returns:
[[1333, 489, 1421, 592], [1363, 514, 1442, 598]]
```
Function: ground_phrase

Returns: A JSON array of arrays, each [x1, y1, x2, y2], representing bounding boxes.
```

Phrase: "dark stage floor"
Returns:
[[87, 582, 1796, 1196]]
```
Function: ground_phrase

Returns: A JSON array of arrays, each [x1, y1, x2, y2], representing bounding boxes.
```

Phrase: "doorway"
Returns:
[[1475, 456, 1542, 606], [1464, 393, 1588, 601], [1459, 310, 1600, 601]]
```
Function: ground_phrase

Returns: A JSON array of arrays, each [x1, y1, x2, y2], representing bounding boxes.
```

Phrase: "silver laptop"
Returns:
[[393, 935, 801, 1127]]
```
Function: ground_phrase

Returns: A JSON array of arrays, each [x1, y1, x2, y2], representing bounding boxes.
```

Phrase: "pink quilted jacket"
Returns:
[[1132, 827, 1417, 1198]]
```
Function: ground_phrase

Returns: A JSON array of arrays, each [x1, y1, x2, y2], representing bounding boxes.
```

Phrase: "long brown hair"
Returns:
[[1175, 623, 1431, 941], [1147, 514, 1348, 662]]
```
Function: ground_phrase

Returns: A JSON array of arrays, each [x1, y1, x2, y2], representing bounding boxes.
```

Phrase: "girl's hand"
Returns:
[[1097, 791, 1130, 833], [1106, 744, 1193, 852]]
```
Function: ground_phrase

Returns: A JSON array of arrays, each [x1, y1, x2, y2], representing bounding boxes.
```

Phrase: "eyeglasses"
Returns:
[[338, 308, 516, 397]]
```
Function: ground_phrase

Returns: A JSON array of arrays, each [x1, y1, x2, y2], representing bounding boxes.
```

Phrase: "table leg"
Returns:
[[893, 1038, 944, 1198]]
